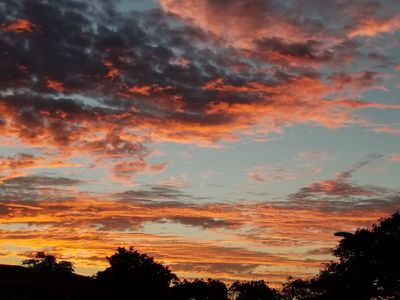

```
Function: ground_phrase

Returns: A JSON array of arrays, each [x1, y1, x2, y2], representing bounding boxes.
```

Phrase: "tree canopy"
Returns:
[[171, 278, 229, 300], [230, 280, 281, 300], [22, 252, 74, 274], [281, 212, 400, 300], [96, 246, 177, 299]]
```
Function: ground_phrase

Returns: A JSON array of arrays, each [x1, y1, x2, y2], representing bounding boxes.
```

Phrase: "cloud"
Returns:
[[390, 154, 400, 161], [112, 160, 168, 182], [246, 152, 333, 183], [172, 261, 258, 274], [158, 175, 190, 188], [370, 126, 400, 136], [253, 38, 335, 66], [0, 153, 80, 184], [161, 0, 400, 45], [162, 216, 236, 229], [115, 185, 192, 202], [46, 80, 65, 93], [0, 152, 399, 282], [348, 15, 400, 37], [0, 153, 78, 171], [160, 0, 308, 48], [1, 191, 399, 283], [1, 19, 38, 33], [2, 175, 82, 186], [0, 0, 398, 169], [247, 166, 320, 183], [289, 154, 392, 204], [1, 0, 400, 286], [298, 151, 335, 162]]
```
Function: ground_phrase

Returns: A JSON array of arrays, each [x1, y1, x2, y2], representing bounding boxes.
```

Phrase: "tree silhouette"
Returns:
[[281, 277, 316, 300], [230, 280, 281, 300], [22, 252, 74, 274], [282, 211, 400, 300], [96, 246, 177, 299], [330, 211, 400, 299], [170, 278, 229, 300]]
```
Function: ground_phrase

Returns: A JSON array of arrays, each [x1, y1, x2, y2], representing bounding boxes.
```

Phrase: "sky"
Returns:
[[0, 0, 400, 286]]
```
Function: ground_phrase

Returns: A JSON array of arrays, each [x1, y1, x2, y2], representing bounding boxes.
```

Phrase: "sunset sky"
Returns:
[[1, 0, 400, 286]]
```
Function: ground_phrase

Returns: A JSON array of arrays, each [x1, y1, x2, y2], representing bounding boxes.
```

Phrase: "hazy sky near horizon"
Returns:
[[1, 0, 400, 285]]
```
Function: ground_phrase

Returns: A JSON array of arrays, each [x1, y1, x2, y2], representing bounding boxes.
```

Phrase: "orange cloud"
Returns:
[[0, 196, 398, 285], [0, 68, 398, 158], [1, 19, 37, 33], [0, 154, 80, 185], [0, 154, 79, 171], [46, 80, 65, 92], [0, 0, 398, 160], [103, 60, 120, 79], [0, 171, 28, 184], [128, 84, 175, 96], [200, 75, 400, 136]]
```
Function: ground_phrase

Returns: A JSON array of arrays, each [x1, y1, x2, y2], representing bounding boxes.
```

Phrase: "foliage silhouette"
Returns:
[[230, 280, 281, 300], [96, 246, 178, 299], [330, 211, 400, 299], [281, 211, 400, 300], [281, 277, 316, 300], [170, 278, 229, 300], [22, 252, 74, 274]]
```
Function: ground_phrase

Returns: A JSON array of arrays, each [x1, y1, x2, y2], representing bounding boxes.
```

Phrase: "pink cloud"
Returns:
[[371, 126, 400, 135], [298, 151, 335, 162], [348, 16, 400, 37], [390, 154, 400, 161], [112, 160, 168, 182], [247, 165, 320, 183], [159, 175, 190, 188]]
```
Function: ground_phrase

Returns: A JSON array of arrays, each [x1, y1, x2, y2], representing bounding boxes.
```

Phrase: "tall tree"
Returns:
[[96, 246, 177, 299], [331, 212, 400, 299], [281, 212, 400, 300]]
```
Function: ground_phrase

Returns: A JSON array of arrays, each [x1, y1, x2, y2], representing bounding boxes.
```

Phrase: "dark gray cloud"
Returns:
[[170, 262, 260, 275], [0, 175, 79, 202], [115, 186, 192, 202], [0, 0, 243, 156], [3, 175, 82, 186], [162, 216, 236, 229]]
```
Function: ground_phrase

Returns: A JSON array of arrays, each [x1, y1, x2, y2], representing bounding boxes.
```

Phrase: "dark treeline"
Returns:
[[1, 212, 400, 300]]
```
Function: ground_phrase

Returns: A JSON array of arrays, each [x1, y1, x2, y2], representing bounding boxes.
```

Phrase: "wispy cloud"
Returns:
[[0, 155, 399, 283]]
